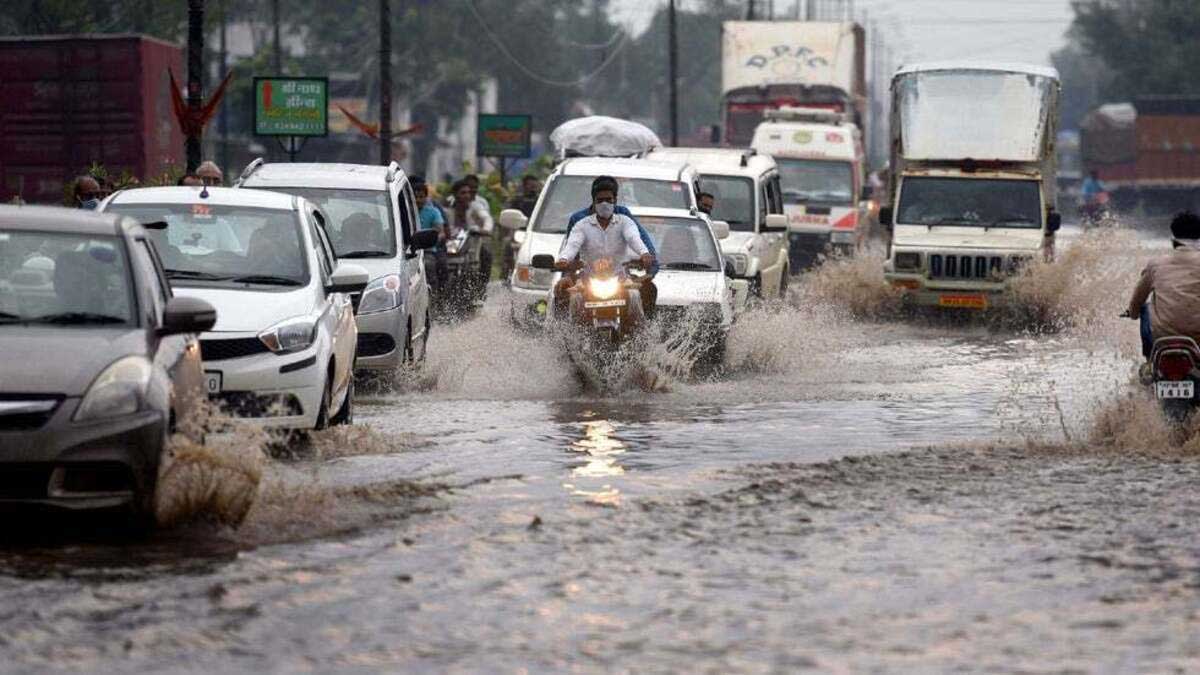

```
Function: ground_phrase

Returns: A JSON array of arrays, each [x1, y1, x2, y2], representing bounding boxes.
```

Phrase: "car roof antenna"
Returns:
[[200, 184, 210, 199]]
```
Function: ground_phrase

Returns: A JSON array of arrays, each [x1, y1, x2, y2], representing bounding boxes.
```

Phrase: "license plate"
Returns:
[[585, 299, 626, 309], [1156, 381, 1195, 399], [204, 371, 223, 395], [939, 294, 988, 310]]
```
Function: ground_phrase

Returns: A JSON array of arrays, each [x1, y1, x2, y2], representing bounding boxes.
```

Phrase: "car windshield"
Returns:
[[105, 203, 310, 286], [698, 176, 756, 231], [638, 216, 723, 271], [0, 230, 135, 326], [262, 187, 396, 258], [532, 175, 691, 233], [777, 159, 854, 204], [896, 177, 1042, 228]]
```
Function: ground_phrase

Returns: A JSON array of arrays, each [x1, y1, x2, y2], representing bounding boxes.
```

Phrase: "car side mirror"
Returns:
[[879, 206, 894, 230], [410, 228, 439, 251], [710, 220, 731, 240], [1047, 211, 1062, 233], [498, 208, 528, 231], [160, 296, 216, 335], [327, 262, 370, 294], [764, 214, 788, 232], [530, 254, 556, 270], [724, 260, 736, 278]]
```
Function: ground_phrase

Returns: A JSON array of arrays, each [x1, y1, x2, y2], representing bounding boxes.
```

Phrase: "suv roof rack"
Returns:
[[740, 148, 757, 167], [385, 160, 402, 183], [236, 157, 265, 186]]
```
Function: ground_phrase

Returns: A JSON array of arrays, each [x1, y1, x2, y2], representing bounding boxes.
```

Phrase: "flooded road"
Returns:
[[3, 226, 1199, 672]]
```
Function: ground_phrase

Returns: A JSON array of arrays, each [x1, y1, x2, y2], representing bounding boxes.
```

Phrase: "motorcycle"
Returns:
[[1147, 335, 1200, 425], [1080, 191, 1113, 229], [531, 254, 646, 346], [434, 226, 487, 319]]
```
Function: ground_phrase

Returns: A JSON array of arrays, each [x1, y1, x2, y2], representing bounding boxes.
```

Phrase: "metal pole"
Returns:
[[272, 0, 282, 74], [218, 0, 228, 176], [668, 0, 678, 146], [379, 0, 393, 165], [186, 0, 204, 172]]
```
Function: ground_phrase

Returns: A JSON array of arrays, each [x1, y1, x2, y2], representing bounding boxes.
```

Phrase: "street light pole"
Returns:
[[186, 0, 204, 172], [218, 0, 229, 175], [668, 0, 678, 146], [272, 0, 282, 74], [379, 0, 393, 165]]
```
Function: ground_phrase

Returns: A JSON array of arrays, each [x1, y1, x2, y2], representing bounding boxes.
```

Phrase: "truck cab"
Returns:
[[882, 62, 1062, 310], [751, 107, 870, 270]]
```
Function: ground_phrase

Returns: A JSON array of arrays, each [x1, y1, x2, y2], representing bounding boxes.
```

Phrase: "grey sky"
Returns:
[[612, 0, 1075, 67]]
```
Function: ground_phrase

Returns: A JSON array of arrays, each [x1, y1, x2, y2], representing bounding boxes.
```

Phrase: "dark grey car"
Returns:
[[0, 206, 216, 524]]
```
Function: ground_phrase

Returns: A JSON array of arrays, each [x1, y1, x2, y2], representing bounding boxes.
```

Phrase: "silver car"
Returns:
[[236, 160, 438, 376]]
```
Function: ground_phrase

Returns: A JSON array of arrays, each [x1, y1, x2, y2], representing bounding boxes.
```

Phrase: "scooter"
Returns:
[[1147, 335, 1200, 425], [435, 227, 486, 319], [531, 254, 645, 346]]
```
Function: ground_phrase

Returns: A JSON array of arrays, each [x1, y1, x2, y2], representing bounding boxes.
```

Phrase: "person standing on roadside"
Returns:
[[73, 176, 102, 210]]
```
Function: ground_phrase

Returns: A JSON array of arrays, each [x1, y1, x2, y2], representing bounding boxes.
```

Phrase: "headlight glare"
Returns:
[[589, 276, 620, 299], [74, 355, 152, 421], [358, 274, 402, 314], [259, 316, 319, 354]]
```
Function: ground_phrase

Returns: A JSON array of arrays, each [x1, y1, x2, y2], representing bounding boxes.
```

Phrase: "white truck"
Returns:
[[721, 21, 866, 147], [881, 62, 1063, 310]]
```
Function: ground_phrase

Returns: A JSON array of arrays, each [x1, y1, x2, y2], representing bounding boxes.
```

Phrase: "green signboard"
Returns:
[[477, 114, 532, 158], [253, 77, 329, 137]]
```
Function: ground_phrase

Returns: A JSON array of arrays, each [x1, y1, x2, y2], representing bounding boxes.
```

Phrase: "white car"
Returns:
[[102, 187, 368, 431], [500, 157, 700, 322], [627, 207, 748, 360], [235, 160, 438, 374], [647, 147, 791, 299]]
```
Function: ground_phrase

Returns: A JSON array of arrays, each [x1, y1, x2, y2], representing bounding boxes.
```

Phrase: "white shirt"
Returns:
[[559, 213, 649, 265]]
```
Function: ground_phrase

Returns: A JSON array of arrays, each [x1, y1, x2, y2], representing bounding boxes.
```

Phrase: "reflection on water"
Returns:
[[563, 417, 628, 506]]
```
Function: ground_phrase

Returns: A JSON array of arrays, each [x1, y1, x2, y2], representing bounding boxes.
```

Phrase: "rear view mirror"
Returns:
[[1047, 211, 1062, 233], [879, 206, 894, 230], [410, 228, 439, 250], [530, 254, 556, 270], [498, 209, 528, 231], [764, 214, 788, 232], [328, 262, 370, 294], [160, 296, 216, 335], [710, 220, 731, 240]]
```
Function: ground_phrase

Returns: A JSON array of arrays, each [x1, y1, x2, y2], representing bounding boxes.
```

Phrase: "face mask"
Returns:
[[79, 198, 100, 210], [595, 202, 615, 219]]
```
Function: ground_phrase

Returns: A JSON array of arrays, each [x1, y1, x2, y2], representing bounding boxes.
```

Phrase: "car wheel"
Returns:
[[751, 274, 764, 299], [420, 313, 432, 363], [331, 371, 354, 426], [403, 320, 415, 364], [779, 266, 790, 297], [314, 367, 332, 430]]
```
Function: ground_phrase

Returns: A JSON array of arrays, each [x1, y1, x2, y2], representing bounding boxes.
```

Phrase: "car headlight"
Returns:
[[830, 230, 856, 244], [589, 276, 620, 299], [725, 253, 748, 276], [894, 252, 922, 271], [259, 315, 319, 354], [74, 355, 152, 422], [358, 274, 402, 315]]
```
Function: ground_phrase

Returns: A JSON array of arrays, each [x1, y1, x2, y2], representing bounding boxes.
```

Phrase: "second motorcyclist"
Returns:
[[1126, 211, 1200, 374]]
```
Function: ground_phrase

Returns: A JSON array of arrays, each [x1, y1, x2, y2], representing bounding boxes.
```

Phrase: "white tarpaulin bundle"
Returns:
[[550, 116, 661, 158]]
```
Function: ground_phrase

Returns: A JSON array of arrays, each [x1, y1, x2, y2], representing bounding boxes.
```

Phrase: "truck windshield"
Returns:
[[532, 176, 690, 234], [777, 159, 854, 204], [897, 177, 1042, 228], [262, 188, 396, 258], [699, 176, 756, 232]]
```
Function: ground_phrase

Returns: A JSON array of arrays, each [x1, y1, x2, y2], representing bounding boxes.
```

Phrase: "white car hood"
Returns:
[[719, 230, 756, 255], [176, 286, 317, 333], [892, 224, 1044, 251], [656, 270, 726, 305]]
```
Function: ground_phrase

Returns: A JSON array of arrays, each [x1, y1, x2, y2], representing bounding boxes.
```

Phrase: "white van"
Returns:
[[751, 107, 870, 271]]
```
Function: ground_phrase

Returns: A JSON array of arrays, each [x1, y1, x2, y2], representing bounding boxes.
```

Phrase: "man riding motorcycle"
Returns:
[[566, 195, 661, 312], [1126, 211, 1200, 374], [554, 176, 657, 323]]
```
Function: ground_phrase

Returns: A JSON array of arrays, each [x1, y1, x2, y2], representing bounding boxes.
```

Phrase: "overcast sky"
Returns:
[[611, 0, 1076, 67]]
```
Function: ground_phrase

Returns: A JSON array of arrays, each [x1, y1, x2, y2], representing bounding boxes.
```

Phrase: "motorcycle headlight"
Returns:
[[258, 315, 319, 354], [74, 355, 152, 422], [589, 276, 620, 299], [358, 274, 403, 315]]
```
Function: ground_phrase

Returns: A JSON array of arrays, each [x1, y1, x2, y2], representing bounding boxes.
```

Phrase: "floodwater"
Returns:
[[3, 224, 1199, 672]]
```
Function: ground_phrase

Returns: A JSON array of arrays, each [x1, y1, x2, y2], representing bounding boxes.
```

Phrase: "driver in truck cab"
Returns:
[[1127, 211, 1200, 368], [554, 176, 657, 317]]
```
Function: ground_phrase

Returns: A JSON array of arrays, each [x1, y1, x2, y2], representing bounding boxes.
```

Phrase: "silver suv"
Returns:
[[236, 160, 438, 376]]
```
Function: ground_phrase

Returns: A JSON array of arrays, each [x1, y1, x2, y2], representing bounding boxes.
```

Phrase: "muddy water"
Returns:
[[2, 225, 1198, 671]]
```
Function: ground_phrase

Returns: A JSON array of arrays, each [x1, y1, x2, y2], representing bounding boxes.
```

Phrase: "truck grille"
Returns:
[[928, 254, 1003, 280], [201, 338, 269, 361]]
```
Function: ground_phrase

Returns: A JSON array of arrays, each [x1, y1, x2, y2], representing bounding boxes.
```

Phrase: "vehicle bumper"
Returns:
[[884, 272, 1009, 308], [0, 400, 164, 510], [509, 282, 553, 323], [202, 337, 325, 430], [354, 306, 404, 371]]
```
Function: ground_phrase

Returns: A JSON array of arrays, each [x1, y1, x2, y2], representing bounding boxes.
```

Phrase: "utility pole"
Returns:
[[747, 0, 756, 21], [668, 0, 678, 146], [186, 0, 204, 172], [218, 0, 229, 175], [379, 0, 393, 165], [272, 0, 282, 74]]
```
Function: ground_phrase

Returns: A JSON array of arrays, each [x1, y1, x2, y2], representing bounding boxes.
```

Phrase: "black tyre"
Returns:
[[331, 372, 354, 426], [314, 368, 332, 430]]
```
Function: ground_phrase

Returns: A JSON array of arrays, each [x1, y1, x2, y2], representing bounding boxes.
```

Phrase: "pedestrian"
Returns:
[[197, 161, 224, 187], [73, 175, 102, 210], [698, 191, 715, 216]]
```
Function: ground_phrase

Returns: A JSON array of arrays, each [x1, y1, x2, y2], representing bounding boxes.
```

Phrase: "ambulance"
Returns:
[[751, 107, 870, 271]]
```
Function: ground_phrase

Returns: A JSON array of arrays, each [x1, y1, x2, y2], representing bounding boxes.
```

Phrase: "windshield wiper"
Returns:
[[29, 312, 127, 325], [663, 262, 718, 271], [338, 250, 393, 258], [165, 269, 232, 281], [229, 274, 304, 286]]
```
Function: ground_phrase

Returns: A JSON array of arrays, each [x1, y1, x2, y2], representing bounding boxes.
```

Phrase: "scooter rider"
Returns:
[[1126, 211, 1200, 371], [554, 175, 657, 317]]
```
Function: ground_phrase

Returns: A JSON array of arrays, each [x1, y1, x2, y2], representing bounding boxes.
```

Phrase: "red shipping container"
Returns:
[[0, 34, 184, 205]]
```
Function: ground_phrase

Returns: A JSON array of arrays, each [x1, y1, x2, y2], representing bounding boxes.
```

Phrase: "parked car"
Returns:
[[102, 186, 367, 431], [500, 157, 701, 323], [0, 206, 216, 522], [235, 160, 438, 374], [647, 147, 791, 299]]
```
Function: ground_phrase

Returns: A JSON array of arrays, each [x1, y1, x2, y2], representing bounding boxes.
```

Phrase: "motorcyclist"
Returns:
[[1081, 170, 1109, 223], [565, 185, 660, 310], [554, 175, 657, 319], [1126, 211, 1200, 374]]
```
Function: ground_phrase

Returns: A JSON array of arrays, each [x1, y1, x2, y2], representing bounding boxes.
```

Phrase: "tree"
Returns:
[[1069, 0, 1200, 101]]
